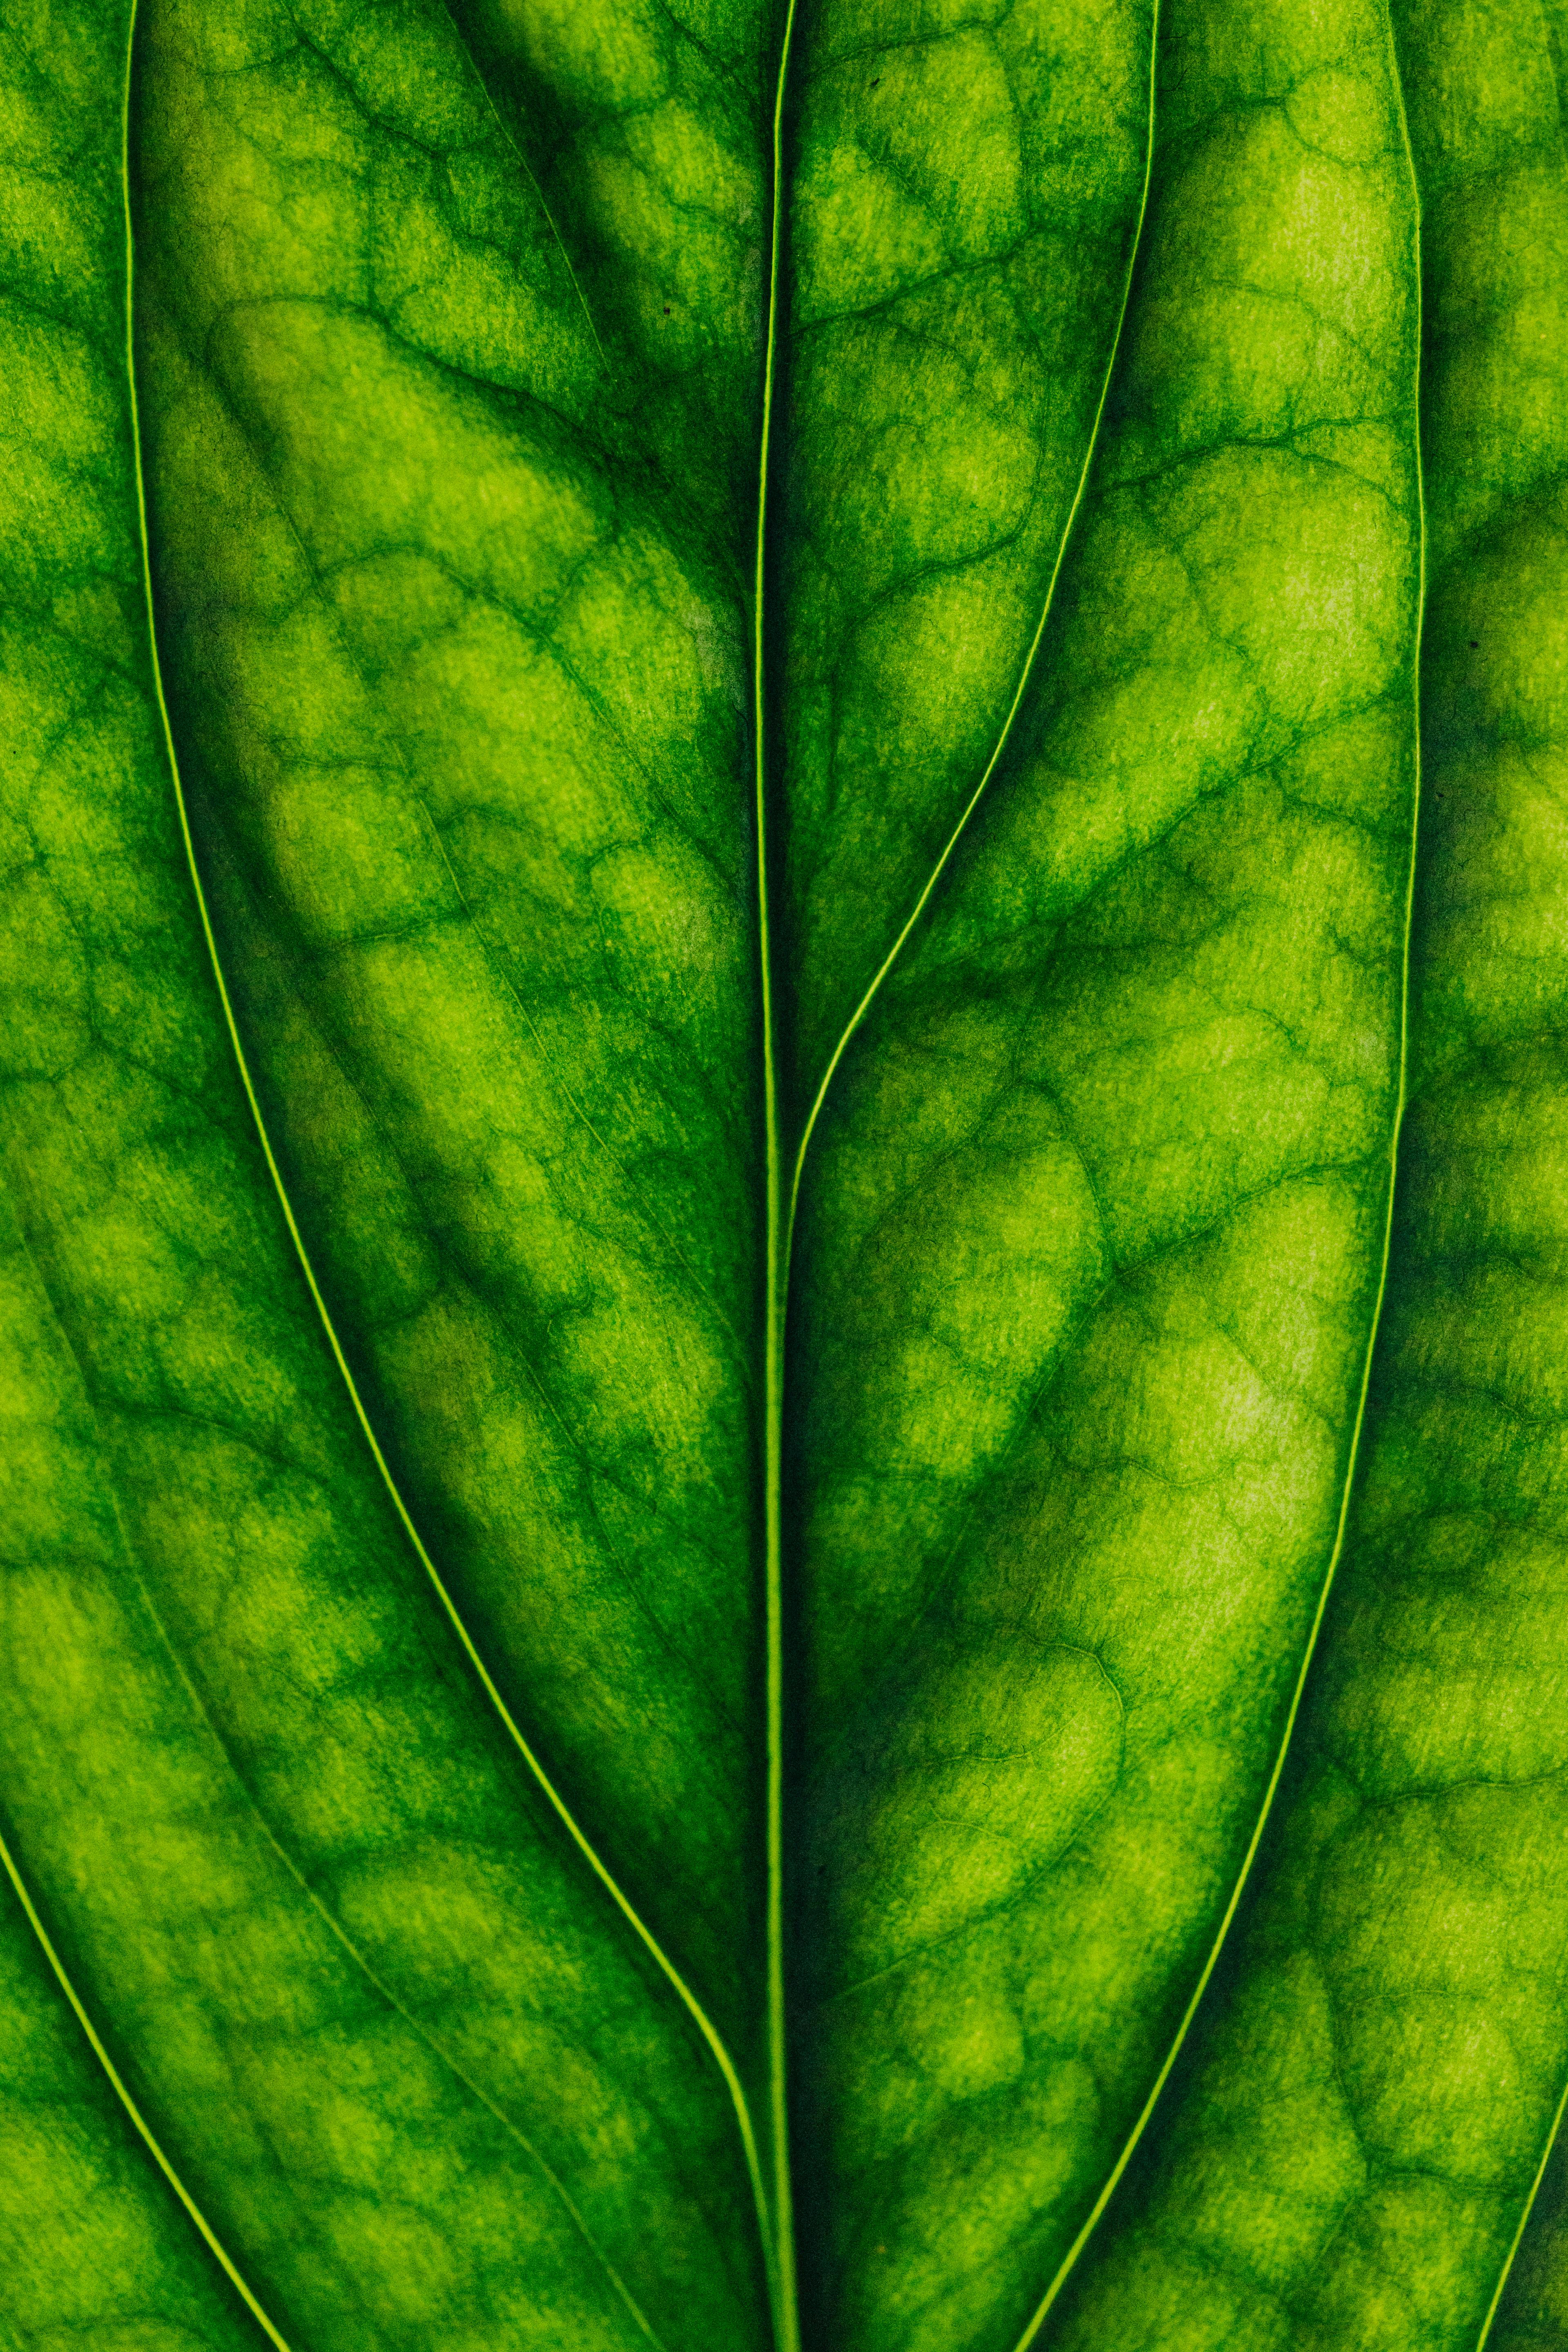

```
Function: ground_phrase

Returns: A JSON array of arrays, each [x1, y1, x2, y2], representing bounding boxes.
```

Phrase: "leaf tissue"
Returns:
[[3, 1, 1568, 2348]]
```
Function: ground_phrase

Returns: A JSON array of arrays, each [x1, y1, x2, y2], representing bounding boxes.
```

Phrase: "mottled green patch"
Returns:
[[3, 2, 1566, 2351]]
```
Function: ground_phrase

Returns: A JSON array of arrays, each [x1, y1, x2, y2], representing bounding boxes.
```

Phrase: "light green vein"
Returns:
[[782, 0, 1162, 1263], [753, 4, 803, 2347], [1009, 12, 1426, 2341], [0, 1820, 291, 2352], [14, 1171, 662, 2348], [120, 0, 771, 2302], [1477, 2067, 1568, 2349], [36, 1203, 665, 2352], [18, 1186, 665, 2350], [1419, 8, 1568, 2335], [433, 0, 610, 375]]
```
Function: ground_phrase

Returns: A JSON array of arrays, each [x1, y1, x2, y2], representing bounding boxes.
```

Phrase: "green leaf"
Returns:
[[2, 2, 1565, 2350], [1039, 10, 1568, 2347]]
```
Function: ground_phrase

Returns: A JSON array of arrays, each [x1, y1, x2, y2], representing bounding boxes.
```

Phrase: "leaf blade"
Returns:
[[1042, 6, 1568, 2344], [792, 3, 1424, 2340]]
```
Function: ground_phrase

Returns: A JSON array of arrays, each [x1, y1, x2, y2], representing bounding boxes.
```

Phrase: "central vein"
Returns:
[[754, 5, 805, 2350]]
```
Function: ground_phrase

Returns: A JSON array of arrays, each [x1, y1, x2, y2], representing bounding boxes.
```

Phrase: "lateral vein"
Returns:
[[120, 0, 771, 2296], [1007, 10, 1425, 2341], [0, 1815, 293, 2352], [432, 0, 610, 373], [26, 1179, 672, 2352], [1476, 2065, 1568, 2348], [781, 0, 1162, 1269], [13, 1171, 667, 2348]]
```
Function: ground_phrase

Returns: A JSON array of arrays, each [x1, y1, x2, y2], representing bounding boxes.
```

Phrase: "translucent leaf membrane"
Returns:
[[4, 2, 1563, 2350], [1046, 7, 1568, 2348], [792, 4, 1420, 2343]]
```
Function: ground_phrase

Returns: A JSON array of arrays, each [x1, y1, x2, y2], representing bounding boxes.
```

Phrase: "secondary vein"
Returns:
[[1477, 2066, 1568, 2348], [0, 27, 307, 2342], [0, 1809, 292, 2352], [18, 1156, 667, 2350], [433, 0, 610, 373], [120, 0, 772, 2306], [780, 0, 1162, 1276], [1008, 11, 1425, 2341]]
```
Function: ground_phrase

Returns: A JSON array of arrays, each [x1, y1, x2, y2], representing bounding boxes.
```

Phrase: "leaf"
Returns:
[[0, 3, 1565, 2352], [1042, 11, 1568, 2345]]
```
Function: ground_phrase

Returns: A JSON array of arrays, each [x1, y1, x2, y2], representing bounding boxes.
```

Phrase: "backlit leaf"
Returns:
[[2, 3, 1565, 2350]]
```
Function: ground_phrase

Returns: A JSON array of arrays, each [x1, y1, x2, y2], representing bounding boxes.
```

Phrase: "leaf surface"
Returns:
[[1024, 7, 1568, 2346], [1, 3, 1565, 2351]]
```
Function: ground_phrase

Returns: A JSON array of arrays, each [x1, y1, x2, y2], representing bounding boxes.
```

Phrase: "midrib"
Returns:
[[752, 2, 806, 2346], [753, 7, 1166, 2348], [750, 6, 1425, 2348]]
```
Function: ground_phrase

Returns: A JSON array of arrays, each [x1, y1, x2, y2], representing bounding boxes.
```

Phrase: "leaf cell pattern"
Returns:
[[1, 3, 1566, 2351]]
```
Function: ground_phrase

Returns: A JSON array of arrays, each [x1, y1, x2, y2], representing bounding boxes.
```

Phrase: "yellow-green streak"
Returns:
[[0, 32, 316, 2343], [433, 0, 609, 373], [753, 4, 803, 2346], [1010, 15, 1426, 2342], [121, 0, 773, 2305], [1477, 2070, 1568, 2348], [3, 1831, 287, 2348], [783, 0, 1161, 1257]]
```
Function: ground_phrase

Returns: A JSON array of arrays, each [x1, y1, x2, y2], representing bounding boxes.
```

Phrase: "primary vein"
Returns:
[[754, 4, 803, 2346], [120, 0, 772, 2303]]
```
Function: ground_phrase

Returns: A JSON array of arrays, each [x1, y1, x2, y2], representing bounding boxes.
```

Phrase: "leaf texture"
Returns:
[[1, 2, 1566, 2350]]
